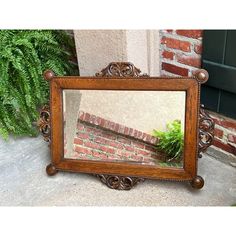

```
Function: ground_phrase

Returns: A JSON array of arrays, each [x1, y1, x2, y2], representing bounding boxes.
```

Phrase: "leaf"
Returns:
[[0, 30, 79, 139], [153, 120, 184, 162]]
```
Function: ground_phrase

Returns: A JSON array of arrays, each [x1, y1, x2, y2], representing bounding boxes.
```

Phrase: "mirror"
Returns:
[[63, 90, 186, 169]]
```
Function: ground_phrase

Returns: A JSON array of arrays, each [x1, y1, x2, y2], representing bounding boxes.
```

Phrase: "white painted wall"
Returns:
[[73, 30, 160, 76]]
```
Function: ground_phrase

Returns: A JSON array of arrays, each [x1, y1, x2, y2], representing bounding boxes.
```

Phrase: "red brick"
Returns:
[[94, 117, 102, 126], [145, 145, 157, 152], [118, 124, 125, 134], [117, 150, 131, 158], [103, 120, 110, 129], [117, 137, 131, 145], [74, 138, 83, 145], [109, 121, 116, 131], [176, 54, 201, 68], [124, 127, 129, 135], [99, 146, 115, 154], [92, 151, 107, 159], [162, 50, 174, 60], [214, 128, 224, 139], [79, 111, 85, 120], [137, 131, 143, 139], [162, 63, 189, 76], [166, 30, 173, 33], [92, 129, 103, 136], [94, 137, 107, 145], [114, 124, 120, 132], [131, 154, 143, 161], [221, 120, 236, 131], [176, 30, 203, 39], [100, 118, 105, 127], [211, 117, 221, 126], [77, 123, 85, 131], [150, 136, 158, 145], [101, 132, 116, 140], [124, 145, 135, 152], [227, 134, 236, 144], [84, 113, 90, 122], [132, 141, 145, 149], [75, 146, 92, 155], [107, 140, 123, 149], [133, 130, 139, 138], [84, 127, 95, 133], [213, 139, 235, 154], [136, 149, 149, 156], [161, 37, 191, 52], [143, 134, 152, 143], [77, 132, 89, 139], [128, 128, 134, 136], [84, 141, 100, 150], [89, 115, 96, 124], [194, 44, 202, 54]]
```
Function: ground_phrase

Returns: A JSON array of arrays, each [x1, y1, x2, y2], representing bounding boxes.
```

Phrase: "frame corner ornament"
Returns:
[[43, 70, 55, 81], [198, 104, 215, 158], [95, 62, 149, 78], [193, 69, 209, 84], [38, 104, 51, 143], [190, 175, 204, 189], [46, 163, 58, 176], [95, 174, 144, 190]]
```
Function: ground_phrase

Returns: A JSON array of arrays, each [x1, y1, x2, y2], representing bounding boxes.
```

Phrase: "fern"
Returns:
[[153, 120, 184, 162], [0, 30, 79, 140]]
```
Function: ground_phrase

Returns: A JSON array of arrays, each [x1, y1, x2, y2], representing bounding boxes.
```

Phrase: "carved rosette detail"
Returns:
[[95, 174, 144, 190], [198, 104, 215, 158], [38, 104, 51, 142], [95, 62, 149, 78]]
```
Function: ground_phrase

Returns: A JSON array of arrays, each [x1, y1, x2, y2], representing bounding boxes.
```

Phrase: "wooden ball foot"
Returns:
[[46, 163, 58, 176], [190, 175, 204, 189]]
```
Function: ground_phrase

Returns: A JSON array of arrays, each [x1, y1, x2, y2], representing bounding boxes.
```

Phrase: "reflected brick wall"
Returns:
[[70, 111, 168, 165]]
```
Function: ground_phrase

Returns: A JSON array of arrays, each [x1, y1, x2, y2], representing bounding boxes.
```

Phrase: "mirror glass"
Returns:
[[63, 90, 186, 168]]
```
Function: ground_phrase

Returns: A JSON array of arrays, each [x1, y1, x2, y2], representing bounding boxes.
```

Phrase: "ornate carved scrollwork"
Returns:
[[95, 62, 146, 190], [95, 174, 144, 190], [38, 105, 51, 142], [198, 104, 215, 158], [95, 62, 149, 77], [38, 70, 55, 143]]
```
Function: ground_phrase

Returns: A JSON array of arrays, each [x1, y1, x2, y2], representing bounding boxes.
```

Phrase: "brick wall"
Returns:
[[210, 111, 236, 157], [69, 111, 182, 167], [160, 30, 202, 76], [159, 29, 236, 161]]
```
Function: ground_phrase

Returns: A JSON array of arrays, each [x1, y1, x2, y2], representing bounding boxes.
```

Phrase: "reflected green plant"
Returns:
[[152, 120, 184, 162]]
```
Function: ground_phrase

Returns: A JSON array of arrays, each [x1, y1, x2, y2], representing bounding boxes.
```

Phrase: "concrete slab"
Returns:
[[0, 136, 236, 206]]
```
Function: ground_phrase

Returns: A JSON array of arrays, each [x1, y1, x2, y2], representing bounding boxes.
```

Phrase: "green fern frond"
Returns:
[[0, 30, 79, 140], [152, 120, 184, 162]]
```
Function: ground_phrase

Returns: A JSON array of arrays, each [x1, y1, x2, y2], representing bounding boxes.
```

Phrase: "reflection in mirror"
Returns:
[[63, 90, 186, 168]]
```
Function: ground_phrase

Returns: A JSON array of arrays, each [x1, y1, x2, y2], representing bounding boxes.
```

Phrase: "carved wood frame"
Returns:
[[39, 62, 214, 190]]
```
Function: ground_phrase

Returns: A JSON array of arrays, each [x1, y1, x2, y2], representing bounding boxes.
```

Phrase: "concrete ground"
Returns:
[[0, 136, 236, 206]]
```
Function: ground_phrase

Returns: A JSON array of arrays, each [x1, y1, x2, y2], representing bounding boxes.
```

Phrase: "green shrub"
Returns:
[[0, 30, 79, 139], [152, 120, 184, 162]]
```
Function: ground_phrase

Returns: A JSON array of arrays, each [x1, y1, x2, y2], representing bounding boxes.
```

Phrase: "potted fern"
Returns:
[[0, 30, 78, 140]]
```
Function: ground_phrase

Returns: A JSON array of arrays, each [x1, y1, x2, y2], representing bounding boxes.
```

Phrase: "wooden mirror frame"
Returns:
[[39, 62, 214, 190]]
